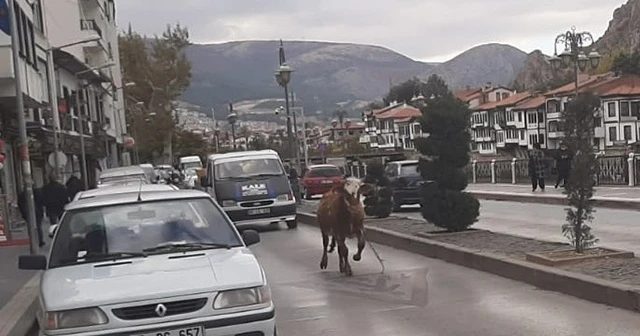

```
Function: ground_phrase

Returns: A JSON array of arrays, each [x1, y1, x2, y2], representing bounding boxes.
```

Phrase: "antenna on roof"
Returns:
[[136, 180, 143, 202]]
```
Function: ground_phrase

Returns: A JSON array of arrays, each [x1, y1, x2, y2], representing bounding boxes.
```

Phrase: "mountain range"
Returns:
[[180, 0, 637, 118]]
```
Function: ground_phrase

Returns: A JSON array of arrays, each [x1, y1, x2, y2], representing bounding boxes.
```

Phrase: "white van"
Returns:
[[202, 150, 297, 229]]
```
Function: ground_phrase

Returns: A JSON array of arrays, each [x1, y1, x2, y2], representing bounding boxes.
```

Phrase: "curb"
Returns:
[[297, 211, 640, 313], [469, 190, 640, 211], [0, 273, 39, 336]]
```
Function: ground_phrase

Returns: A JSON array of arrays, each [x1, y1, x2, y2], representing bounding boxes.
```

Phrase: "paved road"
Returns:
[[0, 245, 37, 309], [254, 225, 640, 335], [467, 183, 640, 199], [303, 196, 640, 256], [25, 225, 640, 335]]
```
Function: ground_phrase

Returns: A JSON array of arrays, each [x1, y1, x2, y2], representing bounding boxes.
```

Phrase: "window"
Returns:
[[527, 113, 537, 124], [624, 125, 632, 140], [609, 127, 617, 142], [537, 111, 544, 124], [33, 0, 44, 32], [399, 163, 418, 176], [594, 117, 602, 127], [518, 112, 523, 122], [620, 101, 631, 117], [215, 157, 284, 180], [502, 92, 509, 100], [538, 135, 544, 145], [48, 198, 242, 269], [608, 102, 617, 117], [529, 134, 538, 145], [520, 130, 525, 140], [631, 101, 640, 118]]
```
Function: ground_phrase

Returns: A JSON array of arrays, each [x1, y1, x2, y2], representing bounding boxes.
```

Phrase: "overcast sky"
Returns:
[[117, 0, 625, 62]]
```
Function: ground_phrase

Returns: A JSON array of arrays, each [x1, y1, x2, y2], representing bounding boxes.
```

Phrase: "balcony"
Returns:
[[547, 112, 562, 120], [80, 19, 103, 39], [547, 131, 565, 139]]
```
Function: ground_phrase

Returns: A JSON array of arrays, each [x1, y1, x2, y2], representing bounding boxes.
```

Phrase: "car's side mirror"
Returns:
[[48, 225, 58, 238], [19, 255, 47, 270], [241, 230, 260, 247]]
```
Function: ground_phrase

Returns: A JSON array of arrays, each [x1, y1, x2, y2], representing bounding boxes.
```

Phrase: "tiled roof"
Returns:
[[545, 73, 615, 97], [588, 75, 640, 97], [513, 95, 546, 110], [455, 88, 483, 102], [376, 104, 422, 120], [473, 92, 531, 111]]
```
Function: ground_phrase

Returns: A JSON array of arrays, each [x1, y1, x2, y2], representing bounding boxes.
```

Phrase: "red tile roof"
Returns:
[[376, 104, 422, 120], [473, 91, 531, 111], [588, 75, 640, 97], [455, 88, 482, 102], [545, 73, 615, 97], [513, 95, 546, 110]]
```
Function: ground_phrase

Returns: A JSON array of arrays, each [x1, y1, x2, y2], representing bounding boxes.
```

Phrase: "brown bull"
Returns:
[[317, 177, 367, 276]]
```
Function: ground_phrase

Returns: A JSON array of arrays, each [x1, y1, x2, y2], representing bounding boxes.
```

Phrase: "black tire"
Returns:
[[286, 219, 298, 229], [305, 192, 312, 200]]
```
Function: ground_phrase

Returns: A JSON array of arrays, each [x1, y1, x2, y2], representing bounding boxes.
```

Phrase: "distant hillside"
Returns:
[[513, 0, 640, 91], [181, 40, 528, 118], [423, 43, 528, 90]]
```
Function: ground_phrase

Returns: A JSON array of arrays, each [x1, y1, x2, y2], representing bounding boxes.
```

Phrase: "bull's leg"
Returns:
[[320, 230, 329, 270], [337, 238, 352, 276], [328, 236, 336, 253], [353, 228, 366, 261]]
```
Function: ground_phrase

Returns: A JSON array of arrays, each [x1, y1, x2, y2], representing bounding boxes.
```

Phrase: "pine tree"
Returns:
[[415, 75, 479, 232], [561, 92, 600, 252]]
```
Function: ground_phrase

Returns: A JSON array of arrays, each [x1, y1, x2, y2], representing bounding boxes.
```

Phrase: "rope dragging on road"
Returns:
[[363, 230, 385, 274]]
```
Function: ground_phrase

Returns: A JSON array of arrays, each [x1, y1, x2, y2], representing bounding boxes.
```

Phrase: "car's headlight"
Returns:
[[221, 200, 237, 207], [213, 285, 271, 310], [276, 193, 292, 202], [45, 308, 108, 330]]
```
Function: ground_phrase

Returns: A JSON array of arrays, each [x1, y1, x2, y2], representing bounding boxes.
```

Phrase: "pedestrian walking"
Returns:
[[288, 167, 302, 205], [65, 175, 83, 201], [555, 144, 571, 188], [18, 187, 45, 247], [529, 143, 547, 192], [42, 174, 69, 225]]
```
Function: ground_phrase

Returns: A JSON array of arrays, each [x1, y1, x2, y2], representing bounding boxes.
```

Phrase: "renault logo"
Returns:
[[155, 304, 167, 317]]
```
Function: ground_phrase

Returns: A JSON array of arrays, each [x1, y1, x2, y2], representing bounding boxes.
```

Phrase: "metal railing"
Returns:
[[468, 154, 635, 186], [80, 19, 103, 38]]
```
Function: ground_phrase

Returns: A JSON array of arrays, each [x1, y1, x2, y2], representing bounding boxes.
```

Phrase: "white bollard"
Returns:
[[472, 160, 477, 184], [628, 153, 635, 187], [491, 159, 496, 184], [511, 158, 517, 184]]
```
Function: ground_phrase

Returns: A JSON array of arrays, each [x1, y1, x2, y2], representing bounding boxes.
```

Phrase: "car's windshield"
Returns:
[[182, 161, 201, 170], [308, 167, 342, 178], [48, 198, 242, 268], [215, 157, 284, 180], [400, 163, 419, 176], [99, 174, 147, 184]]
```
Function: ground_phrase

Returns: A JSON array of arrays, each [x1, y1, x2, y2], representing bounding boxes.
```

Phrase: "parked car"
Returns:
[[301, 164, 344, 199], [20, 189, 276, 336], [97, 166, 149, 188], [384, 160, 422, 211]]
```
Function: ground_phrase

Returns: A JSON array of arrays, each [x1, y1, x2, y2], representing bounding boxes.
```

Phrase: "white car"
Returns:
[[20, 189, 276, 336]]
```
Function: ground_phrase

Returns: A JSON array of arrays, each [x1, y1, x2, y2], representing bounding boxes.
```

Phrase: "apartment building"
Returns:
[[0, 0, 125, 203], [361, 102, 422, 151]]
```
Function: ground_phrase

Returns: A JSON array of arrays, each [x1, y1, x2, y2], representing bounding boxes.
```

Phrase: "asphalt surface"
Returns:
[[389, 200, 640, 256], [255, 225, 640, 336], [467, 183, 640, 199], [25, 224, 640, 336], [0, 245, 37, 309]]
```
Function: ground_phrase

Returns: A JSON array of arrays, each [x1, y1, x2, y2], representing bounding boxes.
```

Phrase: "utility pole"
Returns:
[[74, 87, 89, 190], [8, 0, 37, 254], [290, 92, 301, 172]]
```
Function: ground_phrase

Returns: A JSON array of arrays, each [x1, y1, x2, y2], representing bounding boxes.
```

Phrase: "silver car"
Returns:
[[20, 189, 276, 336], [97, 166, 149, 188]]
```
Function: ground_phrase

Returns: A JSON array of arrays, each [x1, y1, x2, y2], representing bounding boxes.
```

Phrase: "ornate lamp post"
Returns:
[[549, 26, 601, 95], [227, 103, 238, 150], [275, 40, 295, 162]]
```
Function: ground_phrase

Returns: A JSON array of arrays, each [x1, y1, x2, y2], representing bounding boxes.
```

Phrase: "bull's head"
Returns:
[[343, 177, 364, 198]]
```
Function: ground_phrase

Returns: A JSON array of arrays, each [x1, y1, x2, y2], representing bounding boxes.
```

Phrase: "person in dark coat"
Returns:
[[18, 187, 45, 247], [529, 143, 547, 192], [65, 175, 83, 201], [42, 174, 69, 225], [555, 144, 571, 188], [288, 167, 302, 205]]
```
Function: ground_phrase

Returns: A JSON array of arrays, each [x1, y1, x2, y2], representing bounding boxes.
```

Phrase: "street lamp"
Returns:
[[274, 40, 295, 163], [549, 26, 601, 95], [227, 103, 238, 150]]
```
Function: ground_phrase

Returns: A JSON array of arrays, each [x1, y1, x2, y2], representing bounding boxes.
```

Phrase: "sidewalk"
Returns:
[[466, 183, 640, 210]]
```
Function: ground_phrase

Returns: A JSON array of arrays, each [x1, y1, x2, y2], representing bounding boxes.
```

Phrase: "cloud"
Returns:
[[117, 0, 624, 61]]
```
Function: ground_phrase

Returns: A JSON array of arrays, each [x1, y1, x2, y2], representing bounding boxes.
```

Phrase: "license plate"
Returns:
[[248, 208, 271, 215], [321, 180, 333, 184], [132, 326, 204, 336]]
